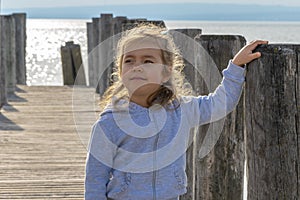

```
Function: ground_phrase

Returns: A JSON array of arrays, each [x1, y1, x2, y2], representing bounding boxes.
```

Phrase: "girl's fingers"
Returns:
[[249, 40, 269, 50], [232, 40, 268, 66], [250, 40, 268, 45], [249, 52, 262, 60]]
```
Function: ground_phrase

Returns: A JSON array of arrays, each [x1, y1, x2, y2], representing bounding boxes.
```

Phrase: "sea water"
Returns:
[[26, 19, 300, 86]]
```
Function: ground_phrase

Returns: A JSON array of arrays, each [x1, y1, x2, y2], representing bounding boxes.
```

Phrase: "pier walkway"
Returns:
[[0, 85, 98, 199]]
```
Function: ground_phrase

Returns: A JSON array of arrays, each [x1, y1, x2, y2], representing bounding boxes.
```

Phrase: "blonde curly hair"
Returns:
[[99, 23, 193, 109]]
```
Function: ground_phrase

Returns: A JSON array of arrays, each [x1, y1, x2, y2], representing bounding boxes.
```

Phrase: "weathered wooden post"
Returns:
[[87, 17, 100, 87], [1, 15, 16, 94], [0, 58, 6, 107], [0, 18, 6, 107], [169, 28, 202, 200], [169, 29, 202, 89], [0, 70, 5, 107], [96, 14, 114, 95], [87, 16, 128, 88], [87, 21, 93, 87], [122, 19, 165, 32], [246, 44, 300, 199], [12, 13, 26, 85], [61, 41, 86, 85], [0, 13, 26, 101], [112, 16, 128, 63], [193, 35, 246, 200]]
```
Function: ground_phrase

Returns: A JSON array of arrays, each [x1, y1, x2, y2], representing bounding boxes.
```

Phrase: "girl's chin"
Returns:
[[128, 84, 161, 97]]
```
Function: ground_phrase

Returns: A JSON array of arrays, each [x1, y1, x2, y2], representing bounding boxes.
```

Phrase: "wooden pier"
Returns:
[[1, 12, 299, 199], [0, 85, 98, 199]]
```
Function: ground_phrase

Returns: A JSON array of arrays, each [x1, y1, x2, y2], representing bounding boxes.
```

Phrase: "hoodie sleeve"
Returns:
[[85, 153, 111, 200], [186, 60, 245, 127], [85, 120, 116, 200]]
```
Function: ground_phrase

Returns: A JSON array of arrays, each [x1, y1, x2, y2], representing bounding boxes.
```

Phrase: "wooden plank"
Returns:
[[0, 85, 98, 199]]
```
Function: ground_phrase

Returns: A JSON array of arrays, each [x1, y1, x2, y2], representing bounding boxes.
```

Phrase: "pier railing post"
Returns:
[[61, 41, 86, 85], [97, 14, 114, 96], [0, 56, 5, 107], [1, 15, 16, 94], [0, 17, 6, 106], [12, 13, 27, 85], [169, 28, 202, 200], [0, 13, 26, 104], [246, 44, 300, 199], [193, 35, 246, 200], [87, 18, 100, 87]]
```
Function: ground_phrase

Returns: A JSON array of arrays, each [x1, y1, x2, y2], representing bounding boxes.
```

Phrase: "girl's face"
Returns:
[[121, 47, 170, 98]]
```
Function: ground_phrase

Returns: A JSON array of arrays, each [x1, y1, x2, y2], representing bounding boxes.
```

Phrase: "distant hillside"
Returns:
[[3, 3, 300, 21]]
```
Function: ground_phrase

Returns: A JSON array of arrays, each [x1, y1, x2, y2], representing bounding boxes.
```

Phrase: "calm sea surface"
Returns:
[[26, 19, 300, 86]]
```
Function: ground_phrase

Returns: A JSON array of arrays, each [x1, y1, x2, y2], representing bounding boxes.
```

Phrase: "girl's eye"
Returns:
[[144, 60, 154, 64], [124, 59, 133, 63]]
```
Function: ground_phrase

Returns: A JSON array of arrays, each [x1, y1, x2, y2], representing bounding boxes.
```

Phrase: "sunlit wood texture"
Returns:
[[246, 44, 300, 200]]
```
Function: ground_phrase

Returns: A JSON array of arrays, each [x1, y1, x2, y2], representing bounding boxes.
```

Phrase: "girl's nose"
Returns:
[[132, 64, 143, 72]]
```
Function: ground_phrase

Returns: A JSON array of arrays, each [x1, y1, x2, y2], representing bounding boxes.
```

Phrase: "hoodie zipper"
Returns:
[[151, 110, 160, 200], [152, 134, 159, 200]]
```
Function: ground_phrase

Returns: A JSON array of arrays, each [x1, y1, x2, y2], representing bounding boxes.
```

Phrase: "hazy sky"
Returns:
[[3, 0, 300, 9]]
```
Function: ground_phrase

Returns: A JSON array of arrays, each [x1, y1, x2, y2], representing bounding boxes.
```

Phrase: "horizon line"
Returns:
[[4, 2, 300, 10]]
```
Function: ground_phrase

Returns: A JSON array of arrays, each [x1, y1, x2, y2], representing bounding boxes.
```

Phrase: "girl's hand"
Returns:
[[232, 40, 269, 67]]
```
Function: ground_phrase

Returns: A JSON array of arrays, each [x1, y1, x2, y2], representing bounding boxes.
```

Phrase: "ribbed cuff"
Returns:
[[226, 60, 246, 77]]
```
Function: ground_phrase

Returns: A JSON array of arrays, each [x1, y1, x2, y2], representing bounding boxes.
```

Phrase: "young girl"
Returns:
[[85, 24, 268, 200]]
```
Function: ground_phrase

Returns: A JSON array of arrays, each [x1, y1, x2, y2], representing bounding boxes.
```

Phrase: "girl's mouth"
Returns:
[[130, 77, 147, 80]]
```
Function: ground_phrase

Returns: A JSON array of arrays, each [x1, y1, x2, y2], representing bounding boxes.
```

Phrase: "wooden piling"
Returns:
[[61, 41, 86, 85], [0, 13, 26, 99], [246, 44, 300, 199], [97, 14, 114, 95], [1, 15, 16, 94], [0, 66, 5, 108], [0, 16, 7, 109], [193, 35, 246, 200], [87, 18, 100, 87], [168, 28, 202, 200], [169, 29, 202, 90], [112, 16, 128, 59], [61, 42, 74, 85], [12, 13, 26, 85], [122, 19, 165, 31], [0, 16, 7, 108], [87, 22, 93, 86], [112, 16, 127, 37]]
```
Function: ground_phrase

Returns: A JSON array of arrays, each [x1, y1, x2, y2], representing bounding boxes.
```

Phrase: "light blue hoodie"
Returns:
[[85, 61, 245, 200]]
